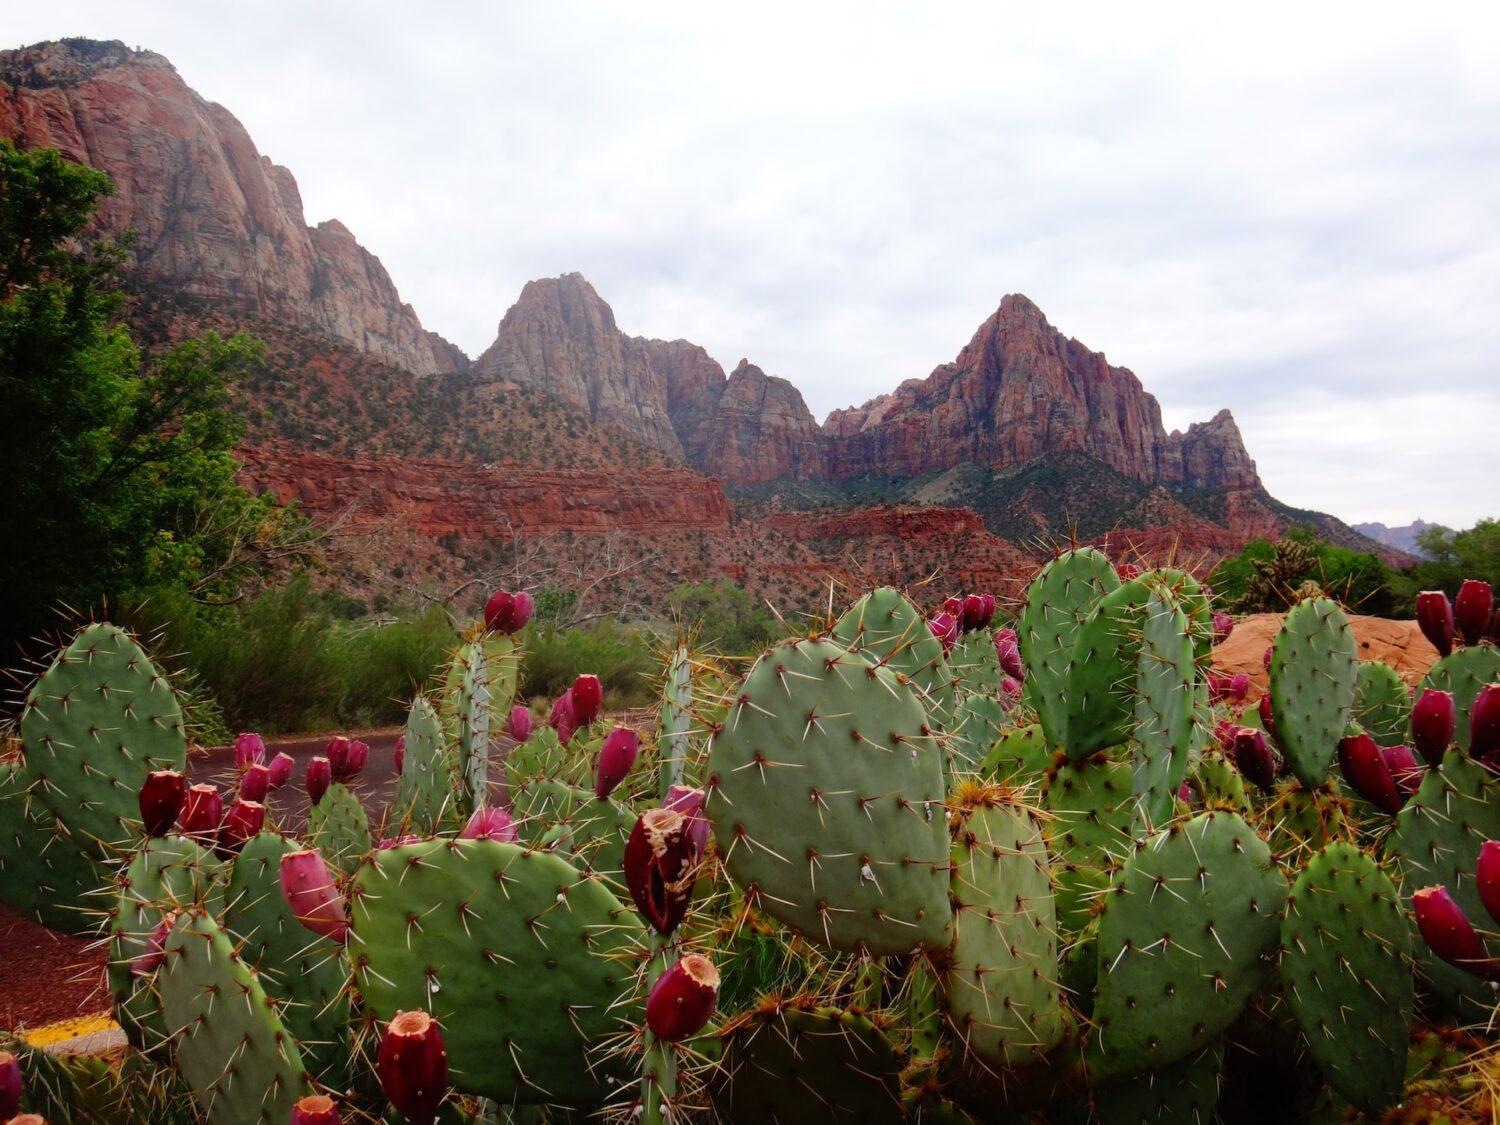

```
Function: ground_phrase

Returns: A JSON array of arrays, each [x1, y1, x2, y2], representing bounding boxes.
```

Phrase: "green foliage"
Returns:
[[1209, 529, 1396, 615], [667, 579, 780, 655], [1401, 518, 1500, 609], [518, 616, 654, 704]]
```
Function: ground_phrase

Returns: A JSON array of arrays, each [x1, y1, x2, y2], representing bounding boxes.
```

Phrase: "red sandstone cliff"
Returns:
[[0, 39, 463, 376]]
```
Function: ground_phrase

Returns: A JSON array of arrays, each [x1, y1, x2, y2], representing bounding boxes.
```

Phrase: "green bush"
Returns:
[[519, 618, 655, 708], [1209, 529, 1397, 615], [667, 580, 780, 656], [1397, 519, 1500, 613]]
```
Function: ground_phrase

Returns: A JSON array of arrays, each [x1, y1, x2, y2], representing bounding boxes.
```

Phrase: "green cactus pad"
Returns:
[[658, 644, 695, 796], [948, 629, 1000, 703], [512, 777, 633, 875], [1279, 842, 1412, 1114], [1418, 645, 1500, 751], [1018, 548, 1120, 749], [1188, 751, 1250, 815], [392, 695, 453, 834], [1352, 661, 1412, 748], [1151, 567, 1215, 667], [505, 725, 576, 789], [225, 832, 350, 1082], [1384, 750, 1500, 1021], [348, 838, 642, 1107], [307, 782, 371, 876], [1062, 576, 1159, 760], [705, 637, 952, 955], [1089, 811, 1287, 1079], [157, 908, 311, 1124], [20, 622, 187, 856], [949, 693, 1006, 773], [1268, 598, 1358, 787], [942, 787, 1066, 1068], [832, 586, 956, 728], [1043, 756, 1135, 935], [1092, 1041, 1224, 1125], [980, 722, 1052, 785], [452, 638, 491, 814], [0, 759, 100, 934], [441, 630, 518, 738], [1130, 589, 1196, 828], [1257, 781, 1352, 865], [710, 1003, 907, 1123]]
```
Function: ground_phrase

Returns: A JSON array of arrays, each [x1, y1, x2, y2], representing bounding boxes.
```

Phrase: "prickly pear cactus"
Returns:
[[710, 1003, 907, 1123], [348, 838, 642, 1107], [1418, 646, 1500, 751], [19, 623, 187, 855], [658, 643, 695, 796], [306, 782, 371, 876], [1352, 661, 1412, 748], [224, 832, 350, 1082], [1088, 811, 1287, 1079], [452, 638, 490, 813], [942, 785, 1065, 1068], [705, 638, 952, 955], [440, 630, 518, 739], [506, 725, 576, 788], [1268, 598, 1358, 786], [512, 776, 634, 874], [1258, 782, 1352, 864], [1189, 751, 1251, 815], [949, 693, 1006, 772], [1130, 589, 1196, 827], [1092, 1041, 1225, 1125], [1279, 842, 1412, 1114], [948, 629, 1000, 703], [392, 695, 451, 834], [833, 586, 955, 728], [1152, 567, 1215, 666], [1062, 576, 1160, 760], [1018, 547, 1120, 748], [1385, 750, 1500, 1021], [980, 722, 1051, 785], [0, 760, 99, 934], [1043, 756, 1135, 935], [157, 909, 311, 1125]]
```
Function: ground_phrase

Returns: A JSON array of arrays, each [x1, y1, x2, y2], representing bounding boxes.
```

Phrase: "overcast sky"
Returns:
[[12, 2, 1500, 527]]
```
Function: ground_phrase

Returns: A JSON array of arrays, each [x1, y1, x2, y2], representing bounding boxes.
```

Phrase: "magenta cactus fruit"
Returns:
[[1262, 645, 1273, 671], [376, 835, 423, 852], [378, 1010, 448, 1125], [290, 1094, 342, 1125], [1213, 719, 1237, 752], [510, 591, 535, 631], [279, 848, 349, 942], [132, 913, 175, 977], [1232, 728, 1278, 793], [978, 592, 997, 626], [0, 1050, 19, 1119], [233, 732, 266, 771], [547, 689, 579, 744], [1455, 580, 1494, 647], [393, 735, 406, 776], [594, 725, 639, 799], [1207, 671, 1247, 705], [344, 739, 369, 779], [571, 674, 604, 726], [941, 595, 964, 618], [1117, 562, 1141, 580], [993, 628, 1023, 680], [1416, 591, 1455, 657], [624, 808, 699, 935], [663, 785, 710, 856], [1411, 689, 1456, 766], [1476, 840, 1500, 927], [1258, 693, 1279, 748], [306, 756, 332, 805], [645, 954, 719, 1042], [267, 752, 294, 790], [177, 783, 223, 839], [238, 763, 270, 803], [139, 769, 186, 837], [1212, 612, 1234, 645], [999, 677, 1023, 709], [1336, 732, 1403, 815], [483, 589, 516, 634], [1412, 885, 1500, 980], [1380, 744, 1424, 798], [460, 806, 518, 843], [927, 612, 958, 652], [217, 798, 265, 856], [508, 705, 532, 743], [960, 593, 986, 633], [1470, 683, 1500, 763], [326, 736, 352, 780]]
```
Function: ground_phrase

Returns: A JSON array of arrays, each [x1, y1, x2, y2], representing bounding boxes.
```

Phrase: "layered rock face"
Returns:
[[0, 38, 462, 375]]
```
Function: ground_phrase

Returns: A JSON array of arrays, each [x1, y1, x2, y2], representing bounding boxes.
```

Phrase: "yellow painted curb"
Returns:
[[21, 1013, 117, 1049]]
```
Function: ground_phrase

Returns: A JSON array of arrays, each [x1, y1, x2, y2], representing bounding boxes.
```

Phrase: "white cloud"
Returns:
[[10, 0, 1500, 525]]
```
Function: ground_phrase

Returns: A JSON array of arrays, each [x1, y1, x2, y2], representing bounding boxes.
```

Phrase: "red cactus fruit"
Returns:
[[234, 732, 266, 771], [993, 628, 1023, 680], [393, 736, 405, 776], [376, 835, 423, 851], [0, 1052, 19, 1120], [1258, 694, 1279, 748], [977, 593, 997, 627], [217, 799, 265, 856], [1476, 840, 1500, 927], [139, 770, 186, 837], [1380, 744, 1424, 798], [1411, 689, 1456, 766], [624, 808, 699, 935], [378, 1010, 448, 1125], [177, 783, 223, 839], [1213, 719, 1237, 752], [508, 706, 532, 743], [646, 954, 720, 1042], [1207, 671, 1247, 705], [663, 785, 710, 856], [594, 726, 640, 799], [1412, 885, 1500, 980], [132, 913, 175, 977], [326, 737, 352, 781], [1337, 733, 1403, 814], [571, 675, 604, 726], [928, 612, 958, 653], [547, 690, 579, 744], [1262, 645, 1273, 671], [1455, 580, 1494, 647], [1416, 591, 1455, 657], [1471, 683, 1500, 763], [483, 589, 516, 634], [1116, 563, 1141, 580], [267, 752, 294, 790], [290, 1094, 342, 1124], [239, 763, 270, 803], [460, 806, 518, 843], [8, 1115, 44, 1125], [510, 591, 535, 632], [960, 594, 986, 633], [999, 677, 1023, 709], [941, 595, 964, 618], [1212, 612, 1234, 645], [1232, 728, 1278, 793], [1177, 781, 1195, 805], [344, 739, 368, 780], [306, 757, 332, 805], [279, 849, 349, 942]]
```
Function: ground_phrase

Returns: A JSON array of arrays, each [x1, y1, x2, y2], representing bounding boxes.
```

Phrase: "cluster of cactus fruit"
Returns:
[[4, 569, 1500, 1122]]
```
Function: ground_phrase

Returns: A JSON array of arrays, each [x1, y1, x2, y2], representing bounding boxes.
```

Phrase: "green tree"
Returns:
[[668, 579, 780, 654], [1400, 520, 1500, 609], [1209, 528, 1396, 615], [0, 140, 308, 659]]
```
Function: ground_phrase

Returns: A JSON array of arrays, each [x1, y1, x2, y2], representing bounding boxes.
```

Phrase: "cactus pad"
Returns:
[[1043, 756, 1135, 934], [0, 760, 99, 934], [705, 638, 952, 955], [1130, 589, 1196, 827], [392, 695, 452, 834], [1279, 842, 1412, 1114], [658, 643, 695, 796], [451, 638, 491, 813], [1268, 598, 1358, 787], [512, 777, 633, 874], [1062, 576, 1158, 760], [1092, 1041, 1224, 1125], [1018, 548, 1120, 748], [306, 782, 371, 876], [1088, 811, 1287, 1078], [1418, 646, 1500, 751], [949, 693, 1006, 773], [347, 838, 642, 1106], [1352, 661, 1412, 748], [980, 723, 1052, 786], [832, 586, 955, 728]]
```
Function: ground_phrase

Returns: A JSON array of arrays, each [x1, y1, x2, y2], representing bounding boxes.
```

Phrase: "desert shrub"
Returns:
[[519, 617, 655, 707], [667, 580, 780, 656], [1398, 519, 1500, 612], [1210, 530, 1397, 615]]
